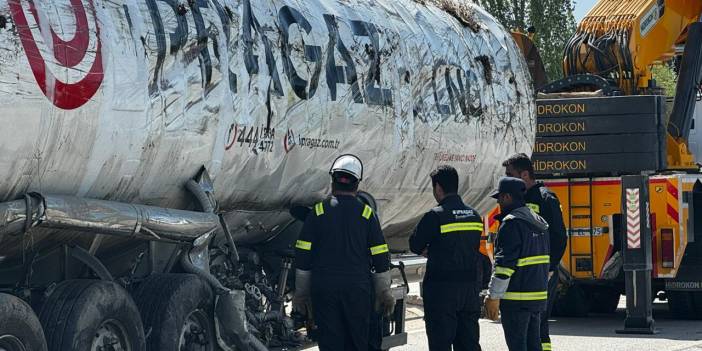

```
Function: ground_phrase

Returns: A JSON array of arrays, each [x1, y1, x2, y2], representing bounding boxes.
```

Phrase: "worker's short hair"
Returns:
[[502, 153, 535, 179], [430, 166, 459, 194]]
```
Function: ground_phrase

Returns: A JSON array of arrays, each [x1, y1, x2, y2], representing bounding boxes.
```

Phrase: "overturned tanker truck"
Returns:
[[0, 0, 534, 349]]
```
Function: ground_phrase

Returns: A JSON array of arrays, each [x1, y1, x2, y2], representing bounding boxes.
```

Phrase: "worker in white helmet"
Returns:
[[293, 154, 394, 351]]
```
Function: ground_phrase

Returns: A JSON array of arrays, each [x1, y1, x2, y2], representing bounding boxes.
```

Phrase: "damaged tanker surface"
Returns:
[[0, 0, 533, 350]]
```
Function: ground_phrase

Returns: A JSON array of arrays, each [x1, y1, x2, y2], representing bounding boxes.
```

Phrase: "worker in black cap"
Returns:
[[484, 177, 550, 351], [409, 165, 483, 351], [502, 153, 566, 351], [293, 154, 395, 351]]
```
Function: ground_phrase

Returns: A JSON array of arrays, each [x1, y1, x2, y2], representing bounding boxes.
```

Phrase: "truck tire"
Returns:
[[588, 287, 621, 314], [668, 291, 702, 320], [134, 274, 216, 351], [553, 284, 590, 317], [0, 293, 47, 351], [38, 280, 145, 351]]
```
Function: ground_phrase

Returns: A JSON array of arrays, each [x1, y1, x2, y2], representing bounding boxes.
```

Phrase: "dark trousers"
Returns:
[[368, 305, 384, 350], [422, 281, 481, 351], [501, 308, 541, 351], [539, 274, 559, 350], [312, 281, 371, 351]]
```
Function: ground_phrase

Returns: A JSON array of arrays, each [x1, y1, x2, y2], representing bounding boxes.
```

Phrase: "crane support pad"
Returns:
[[534, 95, 666, 176]]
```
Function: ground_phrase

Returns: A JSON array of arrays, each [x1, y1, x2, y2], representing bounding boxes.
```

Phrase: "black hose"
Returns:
[[23, 194, 32, 234], [180, 250, 229, 295], [219, 214, 240, 263], [184, 179, 268, 350], [187, 179, 239, 267], [182, 181, 228, 291], [186, 180, 215, 213], [9, 193, 43, 237]]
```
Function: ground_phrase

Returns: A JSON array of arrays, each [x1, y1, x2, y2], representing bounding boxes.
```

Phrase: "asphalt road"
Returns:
[[396, 299, 702, 351], [302, 284, 702, 351]]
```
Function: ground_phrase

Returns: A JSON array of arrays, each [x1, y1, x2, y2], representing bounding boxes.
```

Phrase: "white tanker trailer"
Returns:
[[0, 0, 534, 349]]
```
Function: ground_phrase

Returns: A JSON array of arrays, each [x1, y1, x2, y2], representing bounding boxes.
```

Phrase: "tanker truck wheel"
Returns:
[[38, 280, 145, 351], [0, 293, 47, 351], [134, 274, 216, 351]]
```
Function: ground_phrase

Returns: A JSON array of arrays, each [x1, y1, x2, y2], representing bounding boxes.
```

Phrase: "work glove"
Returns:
[[483, 296, 500, 321], [293, 269, 313, 319], [373, 270, 395, 317]]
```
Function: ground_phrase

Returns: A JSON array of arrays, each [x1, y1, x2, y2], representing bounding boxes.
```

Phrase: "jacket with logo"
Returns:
[[409, 194, 483, 283]]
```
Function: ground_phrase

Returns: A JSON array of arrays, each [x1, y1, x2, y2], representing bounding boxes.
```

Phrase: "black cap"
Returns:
[[489, 177, 526, 199]]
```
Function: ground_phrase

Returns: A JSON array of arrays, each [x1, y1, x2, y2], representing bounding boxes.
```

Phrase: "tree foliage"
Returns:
[[651, 64, 678, 97], [474, 0, 577, 82]]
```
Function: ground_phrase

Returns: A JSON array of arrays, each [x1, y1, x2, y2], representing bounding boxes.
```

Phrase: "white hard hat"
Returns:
[[329, 154, 363, 181]]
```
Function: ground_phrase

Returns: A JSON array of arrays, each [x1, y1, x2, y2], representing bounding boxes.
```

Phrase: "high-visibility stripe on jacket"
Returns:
[[409, 194, 483, 283], [440, 222, 484, 233], [295, 195, 390, 277], [492, 206, 550, 311]]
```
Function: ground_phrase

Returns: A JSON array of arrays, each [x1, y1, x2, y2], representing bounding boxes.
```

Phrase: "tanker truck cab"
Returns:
[[0, 0, 535, 349]]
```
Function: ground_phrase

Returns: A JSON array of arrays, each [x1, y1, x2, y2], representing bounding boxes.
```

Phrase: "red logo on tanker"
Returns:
[[225, 124, 239, 151], [9, 0, 103, 110]]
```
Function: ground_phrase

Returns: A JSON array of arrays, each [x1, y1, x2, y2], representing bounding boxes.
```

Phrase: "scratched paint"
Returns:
[[0, 0, 534, 253]]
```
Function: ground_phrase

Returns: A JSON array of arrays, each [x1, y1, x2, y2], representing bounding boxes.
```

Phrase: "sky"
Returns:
[[574, 0, 599, 21]]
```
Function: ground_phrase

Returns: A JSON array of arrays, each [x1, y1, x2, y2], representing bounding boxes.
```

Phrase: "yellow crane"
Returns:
[[491, 0, 702, 320], [565, 0, 702, 95], [561, 0, 702, 170]]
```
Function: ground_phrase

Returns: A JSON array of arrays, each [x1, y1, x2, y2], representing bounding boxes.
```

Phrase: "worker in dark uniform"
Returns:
[[409, 165, 483, 351], [293, 154, 395, 351], [484, 177, 550, 351], [503, 153, 567, 351]]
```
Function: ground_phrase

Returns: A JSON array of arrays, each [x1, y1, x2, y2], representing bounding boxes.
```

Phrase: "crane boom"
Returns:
[[564, 0, 702, 95]]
